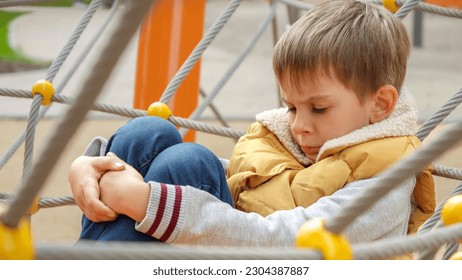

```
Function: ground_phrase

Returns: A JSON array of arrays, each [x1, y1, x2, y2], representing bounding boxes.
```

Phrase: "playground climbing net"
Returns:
[[1, 0, 462, 260]]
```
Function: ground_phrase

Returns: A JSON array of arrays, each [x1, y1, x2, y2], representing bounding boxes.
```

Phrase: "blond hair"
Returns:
[[273, 0, 410, 101]]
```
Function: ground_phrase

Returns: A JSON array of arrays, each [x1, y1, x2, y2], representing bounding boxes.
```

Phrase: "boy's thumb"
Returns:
[[106, 152, 118, 158], [106, 152, 124, 169]]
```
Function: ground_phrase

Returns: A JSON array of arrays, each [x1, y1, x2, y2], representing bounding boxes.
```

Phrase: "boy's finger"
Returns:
[[92, 155, 125, 172], [88, 199, 118, 222], [106, 152, 125, 169], [83, 186, 117, 222]]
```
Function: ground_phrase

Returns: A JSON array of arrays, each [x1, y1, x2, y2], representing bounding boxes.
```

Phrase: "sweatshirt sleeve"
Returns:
[[136, 177, 414, 246]]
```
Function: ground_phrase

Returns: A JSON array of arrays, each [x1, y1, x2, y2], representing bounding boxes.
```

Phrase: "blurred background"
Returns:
[[0, 0, 462, 245]]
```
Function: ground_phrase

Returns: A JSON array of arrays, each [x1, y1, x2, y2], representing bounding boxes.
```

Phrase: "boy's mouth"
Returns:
[[301, 146, 321, 156]]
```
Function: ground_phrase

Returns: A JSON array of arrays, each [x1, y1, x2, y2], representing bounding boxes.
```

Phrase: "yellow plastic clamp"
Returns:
[[147, 102, 172, 120], [383, 0, 399, 13], [0, 207, 35, 260], [441, 194, 462, 226], [449, 251, 462, 260], [295, 218, 352, 260], [27, 197, 39, 215], [32, 79, 55, 106]]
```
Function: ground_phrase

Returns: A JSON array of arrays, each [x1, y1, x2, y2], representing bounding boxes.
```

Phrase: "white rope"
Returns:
[[1, 0, 156, 228]]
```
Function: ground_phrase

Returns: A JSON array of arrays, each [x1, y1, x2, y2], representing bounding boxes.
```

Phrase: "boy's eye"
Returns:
[[286, 107, 296, 113], [312, 107, 327, 114]]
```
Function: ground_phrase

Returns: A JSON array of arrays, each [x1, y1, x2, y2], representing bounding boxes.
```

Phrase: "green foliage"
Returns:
[[32, 0, 74, 7], [0, 11, 31, 62], [0, 11, 48, 68]]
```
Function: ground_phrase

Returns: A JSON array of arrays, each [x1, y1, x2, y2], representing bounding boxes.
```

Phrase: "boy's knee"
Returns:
[[128, 116, 176, 134], [156, 143, 219, 168], [116, 116, 181, 143], [178, 143, 217, 161]]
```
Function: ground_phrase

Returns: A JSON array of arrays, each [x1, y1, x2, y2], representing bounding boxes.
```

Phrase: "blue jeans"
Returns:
[[79, 116, 232, 241]]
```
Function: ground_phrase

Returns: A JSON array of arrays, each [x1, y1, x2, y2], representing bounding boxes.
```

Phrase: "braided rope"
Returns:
[[326, 120, 462, 235], [22, 95, 42, 180], [432, 164, 462, 180], [53, 0, 120, 94], [354, 223, 462, 259], [170, 116, 245, 139], [395, 0, 422, 20], [35, 241, 322, 260], [199, 88, 231, 129], [419, 182, 462, 233], [0, 88, 246, 138], [32, 223, 462, 260], [179, 0, 278, 137], [416, 220, 461, 260], [159, 0, 242, 105], [45, 0, 103, 82], [38, 195, 75, 208], [0, 0, 118, 171], [1, 0, 155, 228], [416, 88, 462, 141], [281, 0, 462, 19], [416, 237, 442, 260], [441, 241, 460, 260], [15, 0, 104, 195], [393, 0, 462, 18], [0, 194, 75, 208]]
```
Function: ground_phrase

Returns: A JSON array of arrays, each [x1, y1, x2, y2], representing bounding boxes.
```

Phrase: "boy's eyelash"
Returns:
[[312, 107, 327, 113], [285, 106, 327, 113]]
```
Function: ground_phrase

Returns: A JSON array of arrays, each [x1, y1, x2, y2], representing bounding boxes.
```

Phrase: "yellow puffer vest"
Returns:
[[226, 122, 435, 234]]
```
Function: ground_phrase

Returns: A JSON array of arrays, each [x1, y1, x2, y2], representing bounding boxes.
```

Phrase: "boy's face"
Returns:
[[280, 72, 375, 162]]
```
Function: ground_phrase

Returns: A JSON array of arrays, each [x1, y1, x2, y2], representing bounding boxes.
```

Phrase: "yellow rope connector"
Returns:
[[295, 218, 352, 260], [441, 194, 462, 226], [32, 79, 55, 106], [449, 251, 462, 260], [0, 207, 35, 260], [147, 101, 172, 120], [383, 0, 399, 13], [27, 197, 39, 215]]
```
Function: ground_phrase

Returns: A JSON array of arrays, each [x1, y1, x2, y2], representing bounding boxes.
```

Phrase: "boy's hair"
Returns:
[[273, 0, 410, 101]]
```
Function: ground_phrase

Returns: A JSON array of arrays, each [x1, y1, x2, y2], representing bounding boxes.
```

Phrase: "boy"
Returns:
[[226, 0, 435, 233], [69, 0, 434, 245]]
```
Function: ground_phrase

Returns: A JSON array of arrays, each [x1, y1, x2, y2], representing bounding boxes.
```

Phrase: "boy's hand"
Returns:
[[68, 153, 125, 222], [99, 153, 150, 223]]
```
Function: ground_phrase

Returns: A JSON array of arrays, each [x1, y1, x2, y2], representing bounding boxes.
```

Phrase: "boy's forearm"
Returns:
[[106, 180, 151, 223]]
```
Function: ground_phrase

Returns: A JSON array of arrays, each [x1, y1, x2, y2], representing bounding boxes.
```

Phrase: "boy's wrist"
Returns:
[[116, 181, 151, 222]]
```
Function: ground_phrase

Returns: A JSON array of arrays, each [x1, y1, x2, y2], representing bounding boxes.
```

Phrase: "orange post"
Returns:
[[134, 0, 206, 142], [426, 0, 462, 8]]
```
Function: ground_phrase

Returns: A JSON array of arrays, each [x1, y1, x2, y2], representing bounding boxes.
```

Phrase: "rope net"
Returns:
[[0, 0, 462, 260]]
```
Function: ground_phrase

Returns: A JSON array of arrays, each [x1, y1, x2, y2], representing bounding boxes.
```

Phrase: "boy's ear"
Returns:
[[369, 85, 398, 124]]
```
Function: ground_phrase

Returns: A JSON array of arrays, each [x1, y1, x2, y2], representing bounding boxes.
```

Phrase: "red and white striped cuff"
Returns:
[[136, 182, 187, 243]]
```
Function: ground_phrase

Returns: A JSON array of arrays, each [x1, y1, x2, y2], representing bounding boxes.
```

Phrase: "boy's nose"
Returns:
[[292, 114, 313, 135]]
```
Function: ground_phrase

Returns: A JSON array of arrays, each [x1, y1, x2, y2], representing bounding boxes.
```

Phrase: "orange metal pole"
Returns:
[[426, 0, 462, 8], [134, 0, 205, 142]]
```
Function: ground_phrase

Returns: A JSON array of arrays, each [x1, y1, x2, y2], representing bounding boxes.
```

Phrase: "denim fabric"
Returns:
[[79, 116, 232, 241]]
